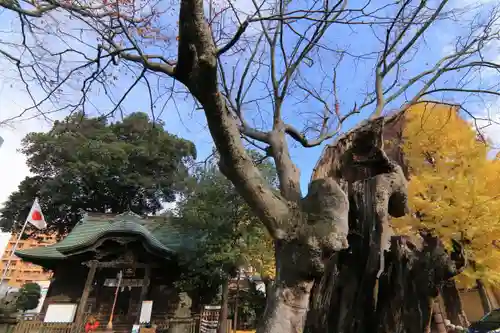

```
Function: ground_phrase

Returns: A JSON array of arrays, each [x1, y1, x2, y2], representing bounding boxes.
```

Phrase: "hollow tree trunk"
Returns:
[[441, 279, 469, 327], [477, 279, 492, 314], [305, 116, 466, 333], [305, 118, 411, 333], [364, 234, 464, 333], [374, 237, 437, 333], [305, 177, 400, 333]]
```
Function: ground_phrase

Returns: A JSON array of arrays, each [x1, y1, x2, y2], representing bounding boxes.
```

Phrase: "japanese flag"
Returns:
[[26, 198, 47, 230]]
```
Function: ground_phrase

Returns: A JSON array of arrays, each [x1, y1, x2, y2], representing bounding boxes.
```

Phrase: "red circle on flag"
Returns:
[[31, 211, 42, 221]]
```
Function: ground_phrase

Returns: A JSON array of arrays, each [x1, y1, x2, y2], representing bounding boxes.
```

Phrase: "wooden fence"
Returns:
[[155, 318, 197, 333], [12, 321, 75, 333], [8, 319, 204, 333], [7, 310, 237, 333]]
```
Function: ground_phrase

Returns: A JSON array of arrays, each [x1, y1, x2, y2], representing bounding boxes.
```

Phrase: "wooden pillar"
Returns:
[[135, 265, 151, 324], [73, 260, 98, 333]]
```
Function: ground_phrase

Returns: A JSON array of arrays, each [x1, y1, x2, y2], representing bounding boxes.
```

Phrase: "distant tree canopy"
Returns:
[[393, 102, 500, 287], [0, 112, 196, 234], [16, 283, 41, 312], [174, 152, 275, 302]]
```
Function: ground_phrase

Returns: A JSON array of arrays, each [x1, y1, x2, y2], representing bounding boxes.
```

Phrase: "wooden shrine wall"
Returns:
[[40, 263, 88, 315]]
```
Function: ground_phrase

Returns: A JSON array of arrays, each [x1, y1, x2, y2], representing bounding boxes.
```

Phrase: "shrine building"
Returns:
[[14, 212, 204, 332]]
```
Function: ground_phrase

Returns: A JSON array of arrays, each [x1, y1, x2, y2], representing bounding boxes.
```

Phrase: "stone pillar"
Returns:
[[73, 260, 98, 333], [169, 293, 192, 333]]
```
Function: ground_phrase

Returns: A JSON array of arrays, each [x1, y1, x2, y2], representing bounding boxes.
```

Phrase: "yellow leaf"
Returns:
[[393, 102, 500, 284]]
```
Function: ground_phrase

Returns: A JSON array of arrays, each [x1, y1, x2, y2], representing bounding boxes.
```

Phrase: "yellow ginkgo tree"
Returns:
[[392, 102, 500, 322]]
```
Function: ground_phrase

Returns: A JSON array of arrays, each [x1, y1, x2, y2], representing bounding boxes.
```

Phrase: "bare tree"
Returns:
[[0, 0, 499, 332]]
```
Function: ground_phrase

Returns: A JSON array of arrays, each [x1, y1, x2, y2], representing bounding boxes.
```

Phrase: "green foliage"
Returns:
[[0, 292, 20, 315], [174, 153, 275, 301], [0, 112, 196, 234], [16, 283, 41, 312], [231, 282, 266, 330]]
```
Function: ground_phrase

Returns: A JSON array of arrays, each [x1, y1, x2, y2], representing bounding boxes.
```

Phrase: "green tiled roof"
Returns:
[[15, 212, 197, 262]]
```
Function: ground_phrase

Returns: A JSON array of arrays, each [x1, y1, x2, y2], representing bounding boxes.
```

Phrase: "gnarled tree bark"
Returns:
[[305, 115, 466, 333], [373, 234, 465, 333], [256, 176, 350, 333]]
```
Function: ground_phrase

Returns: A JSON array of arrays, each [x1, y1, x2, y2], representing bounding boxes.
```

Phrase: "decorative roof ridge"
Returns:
[[81, 211, 169, 222], [83, 212, 117, 218], [114, 211, 143, 219]]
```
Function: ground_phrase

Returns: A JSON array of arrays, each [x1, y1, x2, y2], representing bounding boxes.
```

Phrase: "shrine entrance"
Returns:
[[97, 268, 147, 324], [80, 248, 157, 332]]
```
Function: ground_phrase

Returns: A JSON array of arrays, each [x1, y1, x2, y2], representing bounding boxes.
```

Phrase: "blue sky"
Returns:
[[1, 0, 500, 204]]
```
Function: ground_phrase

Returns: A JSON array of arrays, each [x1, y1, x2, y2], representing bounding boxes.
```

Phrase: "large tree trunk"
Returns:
[[256, 166, 352, 333], [441, 280, 469, 327], [305, 117, 406, 333], [305, 234, 465, 333], [257, 278, 313, 333], [305, 169, 408, 332], [304, 116, 466, 333]]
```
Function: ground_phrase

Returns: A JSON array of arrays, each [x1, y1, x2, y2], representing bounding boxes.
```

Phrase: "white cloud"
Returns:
[[0, 127, 31, 207], [0, 85, 56, 208], [475, 105, 500, 148]]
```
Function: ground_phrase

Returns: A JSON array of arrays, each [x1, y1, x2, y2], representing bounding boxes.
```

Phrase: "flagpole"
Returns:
[[0, 197, 41, 286], [0, 218, 29, 286]]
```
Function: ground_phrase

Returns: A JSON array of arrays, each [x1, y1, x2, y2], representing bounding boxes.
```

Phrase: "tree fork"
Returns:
[[256, 176, 350, 333]]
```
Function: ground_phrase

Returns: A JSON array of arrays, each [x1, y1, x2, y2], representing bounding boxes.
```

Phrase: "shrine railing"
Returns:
[[11, 321, 76, 333], [155, 318, 197, 333], [10, 314, 229, 333]]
